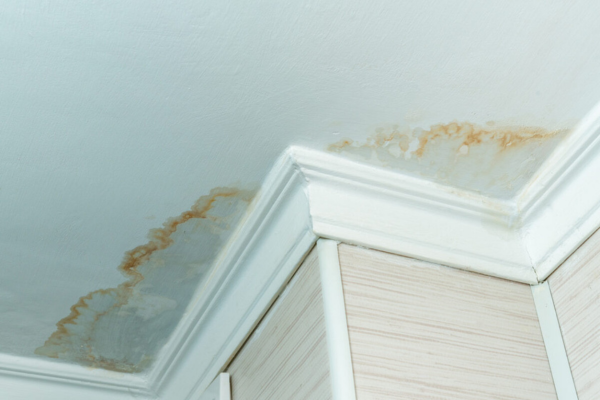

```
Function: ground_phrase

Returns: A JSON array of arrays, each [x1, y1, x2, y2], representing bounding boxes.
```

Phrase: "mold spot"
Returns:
[[328, 121, 569, 198], [35, 187, 256, 373]]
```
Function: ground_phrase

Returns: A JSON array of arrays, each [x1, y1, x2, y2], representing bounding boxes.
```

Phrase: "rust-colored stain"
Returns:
[[328, 121, 569, 198], [35, 187, 256, 373]]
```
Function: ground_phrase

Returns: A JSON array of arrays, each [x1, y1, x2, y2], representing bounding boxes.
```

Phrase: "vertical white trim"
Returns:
[[197, 373, 230, 400], [531, 282, 578, 400], [317, 239, 357, 400], [219, 373, 231, 400]]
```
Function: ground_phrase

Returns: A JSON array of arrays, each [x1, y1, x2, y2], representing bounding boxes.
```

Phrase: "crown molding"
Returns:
[[290, 146, 536, 284], [0, 353, 152, 400], [4, 103, 600, 398], [150, 150, 317, 400], [518, 101, 600, 280]]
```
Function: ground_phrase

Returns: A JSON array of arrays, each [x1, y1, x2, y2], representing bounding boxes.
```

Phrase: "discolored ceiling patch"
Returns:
[[328, 122, 570, 199], [35, 187, 256, 373]]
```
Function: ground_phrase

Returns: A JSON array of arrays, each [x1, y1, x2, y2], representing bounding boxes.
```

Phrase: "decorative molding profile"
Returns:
[[317, 239, 357, 400], [292, 95, 600, 283], [291, 146, 536, 284], [150, 150, 317, 400], [3, 101, 600, 399], [0, 353, 151, 400], [518, 100, 600, 281]]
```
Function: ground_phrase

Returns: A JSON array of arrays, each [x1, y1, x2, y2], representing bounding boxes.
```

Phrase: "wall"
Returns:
[[226, 248, 331, 400], [338, 244, 556, 399], [549, 228, 600, 400]]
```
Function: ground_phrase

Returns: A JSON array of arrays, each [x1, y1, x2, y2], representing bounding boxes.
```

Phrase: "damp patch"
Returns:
[[328, 121, 569, 199], [35, 187, 256, 373]]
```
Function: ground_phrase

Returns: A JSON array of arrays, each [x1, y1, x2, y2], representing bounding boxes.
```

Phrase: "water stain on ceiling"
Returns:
[[35, 187, 256, 373], [328, 121, 570, 199], [32, 121, 567, 374]]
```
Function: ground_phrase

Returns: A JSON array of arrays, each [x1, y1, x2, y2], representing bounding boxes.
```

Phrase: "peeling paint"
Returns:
[[35, 187, 256, 373], [328, 122, 570, 199]]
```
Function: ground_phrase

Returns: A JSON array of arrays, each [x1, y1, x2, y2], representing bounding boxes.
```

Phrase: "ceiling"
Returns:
[[3, 0, 600, 374]]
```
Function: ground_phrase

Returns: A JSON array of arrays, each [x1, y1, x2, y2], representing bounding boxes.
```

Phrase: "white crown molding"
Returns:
[[4, 103, 600, 398], [289, 146, 537, 283], [150, 150, 317, 400], [0, 353, 152, 400], [518, 101, 600, 281]]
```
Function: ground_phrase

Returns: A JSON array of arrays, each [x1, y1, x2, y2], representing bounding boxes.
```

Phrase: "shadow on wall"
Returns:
[[35, 187, 257, 373]]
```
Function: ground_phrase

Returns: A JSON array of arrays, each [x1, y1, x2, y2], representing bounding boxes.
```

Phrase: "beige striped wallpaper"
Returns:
[[549, 228, 600, 400], [338, 244, 556, 400], [226, 248, 332, 400]]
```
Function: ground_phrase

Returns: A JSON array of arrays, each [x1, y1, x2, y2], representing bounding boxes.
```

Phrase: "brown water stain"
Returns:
[[328, 121, 570, 199], [35, 186, 256, 373], [330, 122, 561, 156]]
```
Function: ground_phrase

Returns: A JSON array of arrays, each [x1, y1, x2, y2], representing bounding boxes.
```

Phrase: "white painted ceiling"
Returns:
[[3, 0, 600, 373]]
